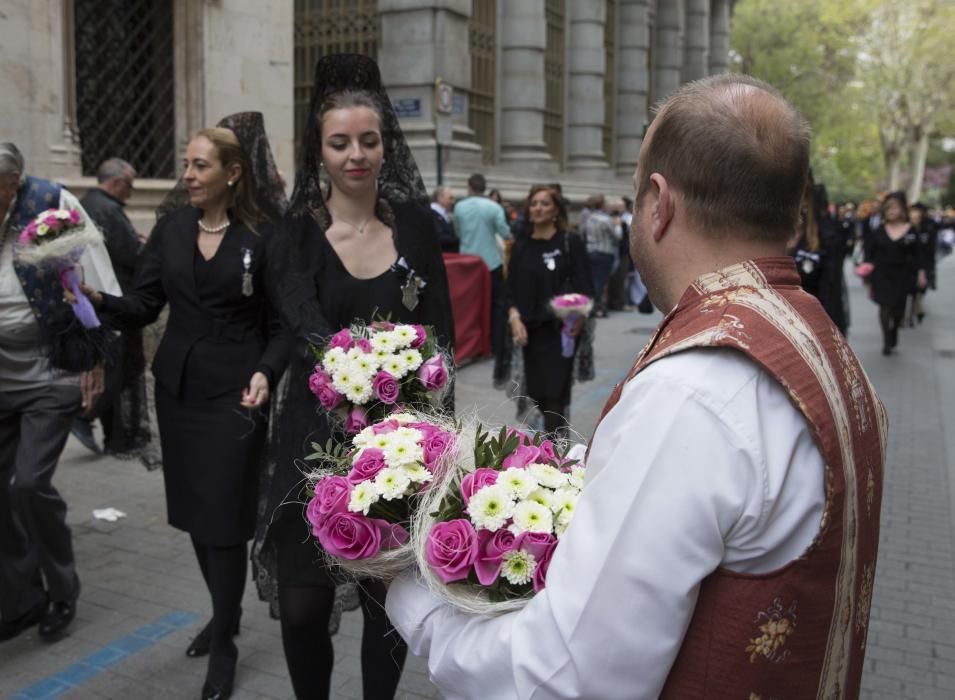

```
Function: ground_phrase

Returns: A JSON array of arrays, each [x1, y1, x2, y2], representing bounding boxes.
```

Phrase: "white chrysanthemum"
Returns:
[[373, 467, 412, 501], [342, 375, 373, 404], [345, 346, 365, 361], [527, 463, 568, 490], [526, 487, 554, 510], [551, 487, 579, 515], [389, 412, 417, 424], [368, 433, 394, 451], [501, 550, 537, 586], [348, 481, 378, 515], [383, 439, 424, 469], [554, 518, 569, 537], [322, 347, 347, 372], [392, 325, 417, 348], [399, 348, 423, 372], [371, 333, 397, 353], [569, 465, 586, 490], [557, 505, 576, 530], [353, 426, 376, 449], [353, 354, 378, 375], [510, 500, 554, 534], [499, 467, 538, 500], [394, 427, 423, 443], [382, 355, 408, 378], [402, 463, 433, 485], [467, 484, 515, 532], [372, 347, 391, 364]]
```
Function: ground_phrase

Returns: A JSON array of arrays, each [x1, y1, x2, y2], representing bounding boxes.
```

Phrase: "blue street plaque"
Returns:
[[452, 94, 466, 115], [392, 97, 422, 118]]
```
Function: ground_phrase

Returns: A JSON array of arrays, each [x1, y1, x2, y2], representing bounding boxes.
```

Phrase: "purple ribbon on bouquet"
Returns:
[[560, 317, 578, 358], [59, 266, 101, 328]]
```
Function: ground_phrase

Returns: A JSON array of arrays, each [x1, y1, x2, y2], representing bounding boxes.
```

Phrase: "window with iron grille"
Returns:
[[74, 0, 175, 178], [544, 0, 566, 165], [293, 0, 380, 154], [469, 0, 496, 165], [603, 0, 617, 165]]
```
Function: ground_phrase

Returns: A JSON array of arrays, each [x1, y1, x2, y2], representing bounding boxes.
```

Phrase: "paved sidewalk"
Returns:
[[1, 256, 953, 698]]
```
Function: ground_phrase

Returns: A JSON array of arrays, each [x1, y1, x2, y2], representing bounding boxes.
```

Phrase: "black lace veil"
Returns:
[[156, 111, 288, 224]]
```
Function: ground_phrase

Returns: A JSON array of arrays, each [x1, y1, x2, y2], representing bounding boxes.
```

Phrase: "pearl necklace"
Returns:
[[198, 219, 229, 234], [328, 207, 373, 236]]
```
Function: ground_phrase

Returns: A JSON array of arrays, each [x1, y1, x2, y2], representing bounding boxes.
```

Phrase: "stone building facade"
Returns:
[[0, 0, 732, 229]]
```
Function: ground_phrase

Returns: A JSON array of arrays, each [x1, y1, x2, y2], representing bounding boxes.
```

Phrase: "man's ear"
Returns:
[[649, 173, 674, 242]]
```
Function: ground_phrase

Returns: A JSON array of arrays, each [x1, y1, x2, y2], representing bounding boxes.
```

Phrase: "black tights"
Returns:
[[191, 537, 247, 686], [278, 580, 407, 700], [539, 398, 569, 436], [879, 305, 904, 350]]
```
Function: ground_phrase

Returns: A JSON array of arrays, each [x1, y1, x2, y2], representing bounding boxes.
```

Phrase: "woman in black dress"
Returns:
[[81, 118, 288, 700], [506, 184, 593, 435], [864, 191, 927, 355], [254, 54, 454, 700]]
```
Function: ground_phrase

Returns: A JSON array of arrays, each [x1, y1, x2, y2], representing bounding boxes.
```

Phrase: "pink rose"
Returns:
[[371, 320, 395, 331], [373, 371, 400, 405], [356, 338, 373, 353], [371, 419, 399, 435], [308, 367, 332, 398], [422, 429, 455, 471], [459, 468, 499, 506], [425, 519, 479, 584], [474, 528, 518, 585], [385, 523, 410, 550], [537, 440, 557, 463], [347, 448, 387, 484], [68, 209, 82, 224], [344, 406, 369, 434], [317, 512, 386, 560], [516, 532, 558, 592], [410, 324, 427, 349], [307, 476, 351, 531], [316, 383, 343, 411], [502, 444, 541, 469], [417, 355, 448, 391], [328, 328, 355, 351]]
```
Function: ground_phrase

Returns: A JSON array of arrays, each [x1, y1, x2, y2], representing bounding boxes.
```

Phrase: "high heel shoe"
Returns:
[[186, 608, 242, 658], [201, 643, 237, 699]]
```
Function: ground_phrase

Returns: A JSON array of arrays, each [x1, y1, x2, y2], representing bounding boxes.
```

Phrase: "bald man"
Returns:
[[386, 75, 886, 699]]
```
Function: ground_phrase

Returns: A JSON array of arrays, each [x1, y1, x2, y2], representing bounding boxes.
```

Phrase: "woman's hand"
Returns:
[[917, 270, 928, 290], [568, 315, 586, 338], [63, 283, 104, 309], [241, 371, 270, 409], [510, 316, 528, 347]]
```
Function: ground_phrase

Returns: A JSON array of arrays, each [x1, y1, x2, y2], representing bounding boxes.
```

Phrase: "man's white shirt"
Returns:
[[387, 347, 825, 700]]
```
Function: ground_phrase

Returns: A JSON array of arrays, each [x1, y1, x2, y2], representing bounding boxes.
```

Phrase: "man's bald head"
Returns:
[[636, 74, 810, 242]]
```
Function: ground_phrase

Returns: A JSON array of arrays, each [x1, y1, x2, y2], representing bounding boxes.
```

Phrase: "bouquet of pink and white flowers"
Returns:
[[549, 293, 592, 358], [307, 322, 450, 433], [16, 208, 102, 328], [412, 425, 584, 613], [305, 413, 457, 577]]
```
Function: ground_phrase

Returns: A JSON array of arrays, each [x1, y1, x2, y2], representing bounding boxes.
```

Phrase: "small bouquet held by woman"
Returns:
[[16, 208, 102, 328], [308, 321, 450, 433], [549, 293, 593, 357], [304, 412, 457, 578], [413, 424, 585, 614]]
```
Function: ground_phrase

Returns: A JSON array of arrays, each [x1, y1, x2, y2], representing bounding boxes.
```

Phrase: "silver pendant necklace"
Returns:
[[328, 207, 373, 235]]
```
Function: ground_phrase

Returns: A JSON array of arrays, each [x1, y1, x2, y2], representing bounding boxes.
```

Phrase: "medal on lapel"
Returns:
[[396, 256, 425, 311], [241, 247, 254, 296], [543, 249, 560, 271]]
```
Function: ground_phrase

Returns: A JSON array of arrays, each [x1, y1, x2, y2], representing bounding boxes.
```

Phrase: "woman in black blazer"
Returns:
[[80, 123, 288, 700]]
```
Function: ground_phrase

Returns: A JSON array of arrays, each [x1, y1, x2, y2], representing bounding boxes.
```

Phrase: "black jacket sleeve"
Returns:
[[99, 218, 168, 329], [253, 228, 292, 388]]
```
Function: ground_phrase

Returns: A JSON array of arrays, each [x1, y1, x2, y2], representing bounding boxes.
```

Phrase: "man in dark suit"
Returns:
[[430, 185, 458, 252]]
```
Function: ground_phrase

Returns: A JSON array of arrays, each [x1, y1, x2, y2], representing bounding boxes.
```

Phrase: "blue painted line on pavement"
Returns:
[[10, 610, 200, 699]]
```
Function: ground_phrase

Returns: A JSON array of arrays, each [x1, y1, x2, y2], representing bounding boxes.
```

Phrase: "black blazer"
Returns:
[[100, 207, 289, 399]]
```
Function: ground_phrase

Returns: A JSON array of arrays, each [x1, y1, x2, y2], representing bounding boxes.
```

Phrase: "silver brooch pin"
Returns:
[[241, 247, 254, 296]]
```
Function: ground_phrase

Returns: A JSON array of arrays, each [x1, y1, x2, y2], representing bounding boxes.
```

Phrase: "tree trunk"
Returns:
[[908, 129, 931, 203], [887, 152, 902, 191]]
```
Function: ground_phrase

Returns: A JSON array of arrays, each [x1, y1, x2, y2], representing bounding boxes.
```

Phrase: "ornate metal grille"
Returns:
[[469, 0, 496, 164], [544, 0, 566, 164], [74, 0, 175, 178], [293, 0, 380, 152], [603, 0, 617, 165]]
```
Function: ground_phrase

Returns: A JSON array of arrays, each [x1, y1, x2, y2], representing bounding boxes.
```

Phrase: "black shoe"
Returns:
[[187, 608, 242, 658], [0, 596, 48, 642], [917, 312, 925, 323], [71, 418, 102, 454], [882, 346, 892, 356], [202, 644, 237, 699], [38, 599, 76, 641]]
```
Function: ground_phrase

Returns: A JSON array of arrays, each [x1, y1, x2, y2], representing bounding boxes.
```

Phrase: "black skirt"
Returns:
[[155, 381, 266, 546], [523, 321, 575, 404]]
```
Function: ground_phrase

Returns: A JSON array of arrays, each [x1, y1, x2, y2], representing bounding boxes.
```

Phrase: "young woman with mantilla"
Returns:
[[253, 54, 454, 700], [505, 185, 593, 435], [74, 116, 289, 700]]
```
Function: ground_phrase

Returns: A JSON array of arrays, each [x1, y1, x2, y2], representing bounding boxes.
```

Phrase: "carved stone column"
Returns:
[[709, 0, 731, 74], [651, 0, 684, 101], [615, 0, 651, 177], [683, 0, 709, 82], [566, 0, 608, 171]]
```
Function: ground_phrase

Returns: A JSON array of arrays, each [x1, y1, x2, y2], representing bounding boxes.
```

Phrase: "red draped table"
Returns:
[[442, 253, 491, 365]]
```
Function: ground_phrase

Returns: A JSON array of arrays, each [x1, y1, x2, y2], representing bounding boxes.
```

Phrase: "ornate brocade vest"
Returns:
[[594, 258, 886, 699]]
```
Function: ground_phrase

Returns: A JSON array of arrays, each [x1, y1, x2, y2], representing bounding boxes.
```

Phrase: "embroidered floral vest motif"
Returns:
[[594, 258, 886, 699]]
